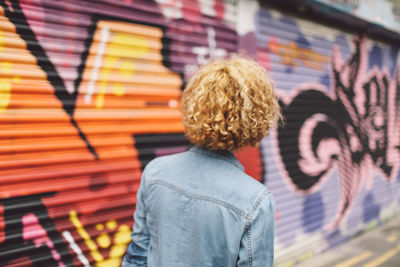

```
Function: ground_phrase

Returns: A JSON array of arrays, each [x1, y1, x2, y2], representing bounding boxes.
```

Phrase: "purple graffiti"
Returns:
[[277, 38, 400, 230]]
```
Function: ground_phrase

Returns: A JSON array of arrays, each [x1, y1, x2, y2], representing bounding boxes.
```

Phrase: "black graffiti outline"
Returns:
[[277, 37, 400, 228], [0, 0, 98, 159], [133, 133, 191, 171], [0, 193, 73, 267], [0, 0, 188, 159]]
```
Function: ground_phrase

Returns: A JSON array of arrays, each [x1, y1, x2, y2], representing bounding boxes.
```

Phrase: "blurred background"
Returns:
[[0, 0, 399, 266]]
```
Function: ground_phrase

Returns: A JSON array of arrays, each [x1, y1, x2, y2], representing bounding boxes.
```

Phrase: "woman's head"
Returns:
[[181, 56, 282, 152]]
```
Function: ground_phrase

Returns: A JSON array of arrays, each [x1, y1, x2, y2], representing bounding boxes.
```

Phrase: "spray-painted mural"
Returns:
[[0, 0, 399, 266], [278, 37, 400, 230], [238, 3, 400, 264], [0, 0, 235, 266]]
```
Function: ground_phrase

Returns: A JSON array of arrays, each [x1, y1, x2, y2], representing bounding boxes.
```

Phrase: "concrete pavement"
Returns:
[[295, 217, 400, 267]]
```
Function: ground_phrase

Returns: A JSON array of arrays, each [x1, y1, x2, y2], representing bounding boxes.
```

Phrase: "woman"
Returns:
[[122, 56, 281, 267]]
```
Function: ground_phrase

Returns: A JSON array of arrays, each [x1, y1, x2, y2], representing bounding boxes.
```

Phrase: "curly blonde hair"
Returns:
[[181, 56, 282, 152]]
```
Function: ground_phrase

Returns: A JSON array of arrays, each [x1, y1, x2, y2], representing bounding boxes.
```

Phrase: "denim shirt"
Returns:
[[122, 146, 275, 267]]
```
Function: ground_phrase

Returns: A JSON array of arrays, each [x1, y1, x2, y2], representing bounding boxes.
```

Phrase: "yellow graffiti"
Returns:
[[0, 30, 9, 114], [0, 28, 21, 114], [97, 232, 111, 248], [95, 31, 149, 109], [0, 77, 11, 114], [0, 27, 3, 53], [70, 210, 103, 262], [70, 210, 131, 267], [106, 220, 117, 230], [96, 223, 105, 231], [1, 61, 11, 72], [0, 64, 20, 114], [268, 39, 329, 70]]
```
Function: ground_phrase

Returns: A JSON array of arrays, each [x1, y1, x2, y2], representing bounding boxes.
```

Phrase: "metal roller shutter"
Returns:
[[237, 2, 400, 265], [1, 0, 399, 266], [0, 0, 236, 266]]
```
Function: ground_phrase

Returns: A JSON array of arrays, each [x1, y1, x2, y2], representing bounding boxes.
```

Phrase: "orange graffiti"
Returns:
[[0, 9, 183, 267], [74, 20, 183, 160], [268, 37, 329, 70]]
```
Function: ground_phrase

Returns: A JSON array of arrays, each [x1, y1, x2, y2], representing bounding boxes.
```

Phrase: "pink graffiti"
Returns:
[[328, 39, 400, 228], [156, 0, 226, 23], [257, 48, 271, 71], [213, 0, 225, 20], [277, 38, 400, 230], [22, 213, 66, 267]]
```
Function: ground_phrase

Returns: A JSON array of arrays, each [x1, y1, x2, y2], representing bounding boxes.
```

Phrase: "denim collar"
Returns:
[[189, 145, 244, 171]]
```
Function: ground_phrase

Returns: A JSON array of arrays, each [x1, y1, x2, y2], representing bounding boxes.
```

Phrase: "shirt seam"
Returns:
[[147, 179, 248, 218], [243, 189, 270, 267], [247, 224, 253, 267], [248, 189, 270, 219], [141, 164, 150, 212]]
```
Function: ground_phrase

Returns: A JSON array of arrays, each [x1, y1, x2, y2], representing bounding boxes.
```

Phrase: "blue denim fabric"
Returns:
[[122, 146, 275, 267]]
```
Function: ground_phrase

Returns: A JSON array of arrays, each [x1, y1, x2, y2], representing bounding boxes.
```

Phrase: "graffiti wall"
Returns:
[[0, 0, 399, 266], [238, 1, 400, 265], [0, 0, 236, 266]]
